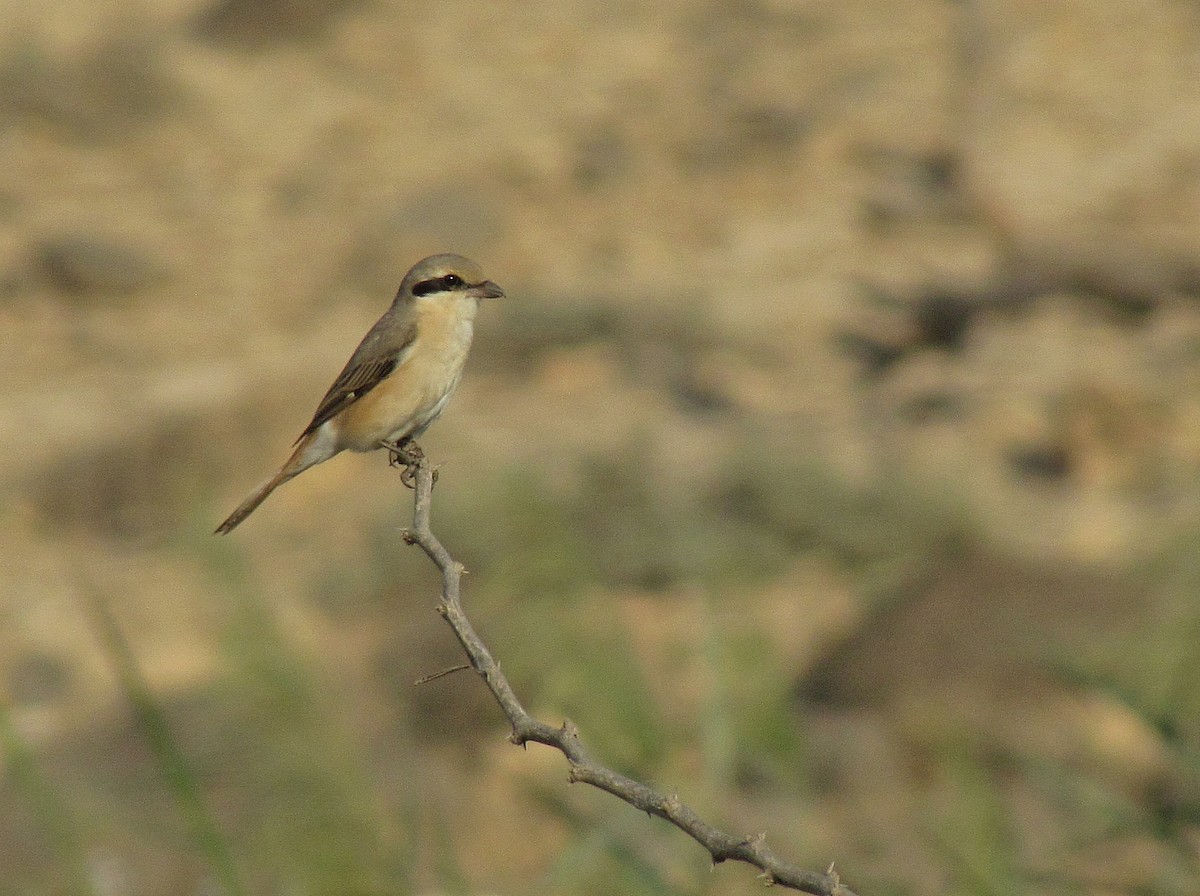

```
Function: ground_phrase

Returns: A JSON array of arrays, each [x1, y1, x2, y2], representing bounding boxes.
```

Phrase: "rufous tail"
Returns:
[[215, 435, 331, 534]]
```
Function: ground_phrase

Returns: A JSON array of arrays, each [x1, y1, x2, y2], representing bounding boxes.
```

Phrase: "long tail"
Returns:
[[215, 432, 335, 534], [214, 468, 294, 534]]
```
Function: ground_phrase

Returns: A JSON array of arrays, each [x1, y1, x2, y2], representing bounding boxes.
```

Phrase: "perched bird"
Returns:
[[215, 253, 503, 534]]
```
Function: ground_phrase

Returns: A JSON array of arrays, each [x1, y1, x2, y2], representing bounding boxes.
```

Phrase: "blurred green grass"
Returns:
[[0, 701, 97, 896], [7, 447, 1200, 895]]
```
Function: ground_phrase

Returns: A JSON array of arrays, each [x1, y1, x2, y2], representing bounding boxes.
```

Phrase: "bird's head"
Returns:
[[400, 253, 505, 304]]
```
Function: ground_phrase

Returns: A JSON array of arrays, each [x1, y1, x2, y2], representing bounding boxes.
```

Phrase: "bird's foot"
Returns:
[[384, 440, 427, 488]]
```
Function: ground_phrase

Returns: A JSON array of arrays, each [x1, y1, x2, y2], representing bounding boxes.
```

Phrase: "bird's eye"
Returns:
[[443, 274, 463, 289]]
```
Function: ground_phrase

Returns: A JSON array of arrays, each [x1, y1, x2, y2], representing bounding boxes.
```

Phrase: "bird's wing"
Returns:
[[296, 322, 417, 442]]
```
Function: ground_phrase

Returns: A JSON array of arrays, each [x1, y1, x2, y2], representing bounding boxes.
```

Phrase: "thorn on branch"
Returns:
[[826, 864, 841, 892]]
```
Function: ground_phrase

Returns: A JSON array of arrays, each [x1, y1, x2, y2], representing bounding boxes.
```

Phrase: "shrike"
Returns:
[[216, 253, 503, 534]]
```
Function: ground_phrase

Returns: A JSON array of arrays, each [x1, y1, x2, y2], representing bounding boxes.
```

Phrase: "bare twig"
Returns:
[[399, 451, 857, 896], [414, 664, 471, 685]]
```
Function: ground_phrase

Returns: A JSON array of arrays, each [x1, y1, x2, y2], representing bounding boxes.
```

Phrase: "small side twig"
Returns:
[[399, 450, 856, 896], [414, 664, 471, 685]]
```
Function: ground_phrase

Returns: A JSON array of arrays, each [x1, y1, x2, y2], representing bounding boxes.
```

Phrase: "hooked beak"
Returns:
[[468, 280, 505, 300]]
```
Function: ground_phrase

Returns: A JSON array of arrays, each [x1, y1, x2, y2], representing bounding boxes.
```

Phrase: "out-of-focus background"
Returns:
[[4, 0, 1200, 893]]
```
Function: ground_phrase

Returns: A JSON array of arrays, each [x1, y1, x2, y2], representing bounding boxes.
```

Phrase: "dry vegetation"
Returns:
[[4, 1, 1200, 894]]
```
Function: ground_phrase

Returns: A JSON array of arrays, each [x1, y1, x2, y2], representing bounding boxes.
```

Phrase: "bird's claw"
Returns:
[[384, 440, 425, 488]]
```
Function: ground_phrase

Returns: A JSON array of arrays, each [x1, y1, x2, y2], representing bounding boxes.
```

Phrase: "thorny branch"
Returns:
[[394, 447, 857, 896]]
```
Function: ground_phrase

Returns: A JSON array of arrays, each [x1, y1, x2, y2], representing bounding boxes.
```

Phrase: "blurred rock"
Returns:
[[874, 349, 966, 425], [9, 651, 72, 706], [857, 146, 962, 227], [796, 546, 1145, 709], [963, 0, 1200, 303], [1044, 383, 1171, 494], [191, 0, 365, 48], [838, 287, 997, 377], [572, 126, 632, 190], [34, 233, 166, 297], [0, 33, 181, 141]]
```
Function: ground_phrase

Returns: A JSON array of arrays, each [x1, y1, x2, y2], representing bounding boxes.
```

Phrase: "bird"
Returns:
[[215, 253, 504, 534]]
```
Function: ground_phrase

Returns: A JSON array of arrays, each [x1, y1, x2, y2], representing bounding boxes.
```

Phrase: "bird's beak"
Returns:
[[469, 280, 505, 300]]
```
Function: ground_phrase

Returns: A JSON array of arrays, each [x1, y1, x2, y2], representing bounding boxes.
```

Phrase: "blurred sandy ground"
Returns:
[[3, 0, 1200, 893]]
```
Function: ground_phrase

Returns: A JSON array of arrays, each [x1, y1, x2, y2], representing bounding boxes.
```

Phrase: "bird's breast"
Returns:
[[335, 299, 477, 452]]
